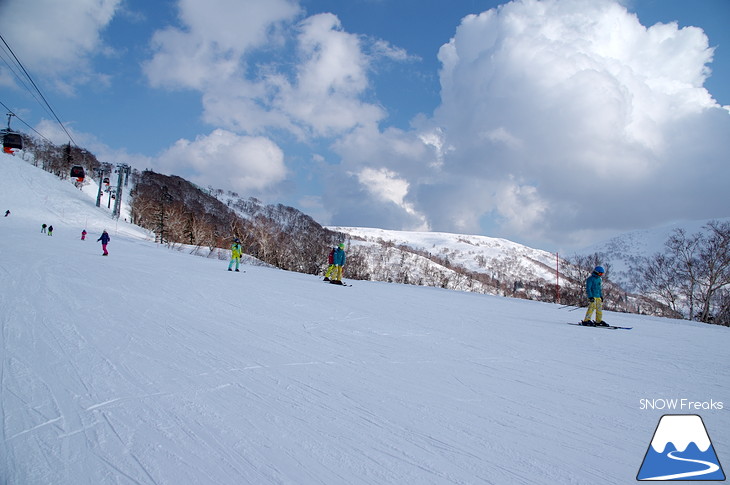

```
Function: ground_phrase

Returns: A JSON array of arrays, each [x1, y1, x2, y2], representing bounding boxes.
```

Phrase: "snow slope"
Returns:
[[1, 153, 729, 484]]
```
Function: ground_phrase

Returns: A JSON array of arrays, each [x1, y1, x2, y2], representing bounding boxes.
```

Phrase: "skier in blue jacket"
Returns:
[[582, 266, 606, 326], [330, 243, 346, 284]]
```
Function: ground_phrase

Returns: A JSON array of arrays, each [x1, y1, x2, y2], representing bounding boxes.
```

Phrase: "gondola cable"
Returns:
[[0, 32, 77, 146], [0, 99, 53, 144]]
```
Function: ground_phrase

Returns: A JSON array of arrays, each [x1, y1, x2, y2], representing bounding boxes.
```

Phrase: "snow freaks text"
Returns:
[[639, 399, 724, 411]]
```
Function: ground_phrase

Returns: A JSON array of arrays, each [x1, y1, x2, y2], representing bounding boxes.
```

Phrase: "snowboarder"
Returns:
[[41, 223, 47, 233], [81, 229, 87, 240], [330, 243, 346, 284], [4, 209, 9, 217], [97, 230, 110, 255], [47, 225, 53, 236], [323, 247, 336, 281], [228, 238, 243, 272], [582, 266, 606, 326]]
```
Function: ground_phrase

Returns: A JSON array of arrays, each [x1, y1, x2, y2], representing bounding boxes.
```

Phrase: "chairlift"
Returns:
[[2, 132, 22, 151], [103, 177, 110, 185], [70, 165, 85, 179], [2, 113, 22, 151]]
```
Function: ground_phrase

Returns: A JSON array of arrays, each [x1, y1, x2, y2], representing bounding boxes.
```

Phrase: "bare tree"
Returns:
[[632, 220, 730, 324], [695, 221, 730, 323], [632, 253, 683, 314], [665, 229, 701, 320]]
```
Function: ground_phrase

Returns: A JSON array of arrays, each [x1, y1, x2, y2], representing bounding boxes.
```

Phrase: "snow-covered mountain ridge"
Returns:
[[580, 218, 730, 290], [331, 225, 561, 298], [332, 226, 558, 278]]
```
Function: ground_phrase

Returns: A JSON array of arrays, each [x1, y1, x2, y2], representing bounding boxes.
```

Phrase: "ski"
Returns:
[[567, 322, 633, 330]]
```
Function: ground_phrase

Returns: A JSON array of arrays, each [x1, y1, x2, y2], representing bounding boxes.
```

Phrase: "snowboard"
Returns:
[[326, 279, 352, 287], [568, 322, 632, 330]]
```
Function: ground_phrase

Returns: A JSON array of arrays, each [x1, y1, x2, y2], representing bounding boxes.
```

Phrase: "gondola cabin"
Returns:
[[3, 132, 22, 151], [70, 165, 85, 180]]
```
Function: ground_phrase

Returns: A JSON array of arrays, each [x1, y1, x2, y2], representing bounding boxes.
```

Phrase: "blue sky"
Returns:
[[1, 0, 728, 251]]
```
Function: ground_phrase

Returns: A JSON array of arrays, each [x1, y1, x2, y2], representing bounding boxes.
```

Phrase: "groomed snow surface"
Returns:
[[1, 154, 728, 484]]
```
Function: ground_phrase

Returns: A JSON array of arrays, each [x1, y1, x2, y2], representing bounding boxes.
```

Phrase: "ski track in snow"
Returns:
[[1, 154, 729, 484]]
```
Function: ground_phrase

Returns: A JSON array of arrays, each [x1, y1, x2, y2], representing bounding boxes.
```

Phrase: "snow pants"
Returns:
[[228, 256, 240, 271], [324, 264, 336, 278], [584, 297, 603, 323]]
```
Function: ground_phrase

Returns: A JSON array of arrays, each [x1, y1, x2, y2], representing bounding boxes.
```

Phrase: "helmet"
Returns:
[[338, 243, 345, 249], [594, 266, 605, 274], [234, 238, 240, 243]]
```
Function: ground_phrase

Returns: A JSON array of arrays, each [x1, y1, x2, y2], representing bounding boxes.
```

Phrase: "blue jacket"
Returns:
[[97, 232, 110, 244], [585, 272, 602, 299], [333, 247, 346, 266]]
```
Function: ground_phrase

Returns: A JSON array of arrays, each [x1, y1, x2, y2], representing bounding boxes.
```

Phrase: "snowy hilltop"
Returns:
[[1, 151, 729, 484], [331, 225, 562, 298], [579, 217, 730, 290]]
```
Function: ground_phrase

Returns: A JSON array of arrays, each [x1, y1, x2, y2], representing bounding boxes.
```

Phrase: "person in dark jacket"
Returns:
[[582, 266, 606, 326], [47, 225, 53, 236], [97, 230, 110, 255], [323, 247, 336, 281]]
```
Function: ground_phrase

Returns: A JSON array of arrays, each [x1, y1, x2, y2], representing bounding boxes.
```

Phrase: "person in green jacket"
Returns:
[[582, 266, 606, 326], [228, 238, 243, 272]]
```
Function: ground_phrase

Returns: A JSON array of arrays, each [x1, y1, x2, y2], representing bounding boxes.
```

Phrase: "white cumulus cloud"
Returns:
[[331, 0, 729, 248], [154, 129, 287, 193], [0, 0, 121, 92]]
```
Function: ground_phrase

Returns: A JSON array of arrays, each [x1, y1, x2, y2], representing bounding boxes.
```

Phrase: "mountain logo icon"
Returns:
[[637, 414, 726, 481]]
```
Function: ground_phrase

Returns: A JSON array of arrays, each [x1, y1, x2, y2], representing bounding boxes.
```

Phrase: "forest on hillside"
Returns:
[[129, 170, 344, 275]]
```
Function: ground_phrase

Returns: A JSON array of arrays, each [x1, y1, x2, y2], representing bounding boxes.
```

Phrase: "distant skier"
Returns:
[[330, 243, 346, 284], [582, 266, 606, 326], [4, 209, 9, 217], [228, 238, 243, 272], [97, 230, 110, 255], [47, 225, 53, 236], [81, 229, 87, 240], [323, 247, 336, 281], [41, 223, 47, 233]]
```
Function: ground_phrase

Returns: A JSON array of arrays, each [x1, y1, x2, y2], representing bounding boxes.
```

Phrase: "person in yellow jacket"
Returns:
[[228, 238, 243, 272]]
